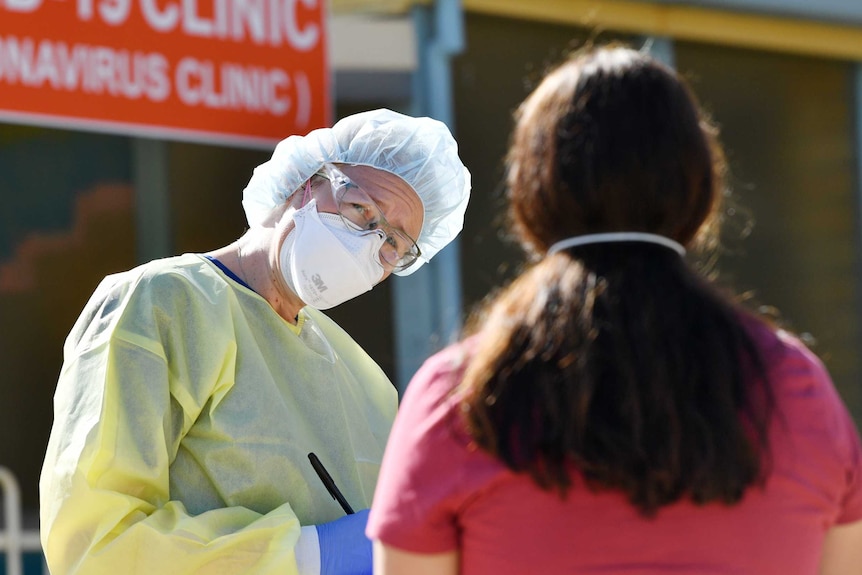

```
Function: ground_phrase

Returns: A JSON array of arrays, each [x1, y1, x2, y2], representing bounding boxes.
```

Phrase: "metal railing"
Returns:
[[0, 467, 47, 575]]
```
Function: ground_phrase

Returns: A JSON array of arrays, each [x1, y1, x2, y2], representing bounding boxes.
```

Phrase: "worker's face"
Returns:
[[270, 163, 424, 310], [303, 164, 423, 281], [332, 164, 423, 239], [330, 164, 423, 278]]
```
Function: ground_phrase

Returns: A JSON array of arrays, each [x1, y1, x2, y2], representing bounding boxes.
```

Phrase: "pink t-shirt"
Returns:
[[367, 323, 862, 575]]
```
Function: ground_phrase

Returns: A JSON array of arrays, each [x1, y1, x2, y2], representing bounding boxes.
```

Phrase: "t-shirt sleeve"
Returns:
[[366, 343, 473, 553], [835, 407, 862, 524], [824, 372, 862, 525], [803, 344, 862, 525], [776, 332, 862, 525]]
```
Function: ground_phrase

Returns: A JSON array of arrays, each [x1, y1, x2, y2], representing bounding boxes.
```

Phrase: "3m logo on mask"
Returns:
[[311, 274, 328, 293]]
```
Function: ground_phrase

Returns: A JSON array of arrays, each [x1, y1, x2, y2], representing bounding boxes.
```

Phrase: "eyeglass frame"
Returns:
[[313, 163, 422, 272]]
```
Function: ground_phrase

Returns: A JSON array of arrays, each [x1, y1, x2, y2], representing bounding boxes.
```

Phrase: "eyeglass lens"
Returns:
[[325, 167, 420, 270]]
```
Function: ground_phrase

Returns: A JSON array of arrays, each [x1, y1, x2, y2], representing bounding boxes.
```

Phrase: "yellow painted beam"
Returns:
[[330, 0, 429, 15], [463, 0, 862, 61]]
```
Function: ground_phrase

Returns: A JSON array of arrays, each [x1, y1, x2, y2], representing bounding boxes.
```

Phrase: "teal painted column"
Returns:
[[854, 64, 862, 418], [132, 138, 173, 264], [391, 0, 465, 393], [641, 36, 675, 68]]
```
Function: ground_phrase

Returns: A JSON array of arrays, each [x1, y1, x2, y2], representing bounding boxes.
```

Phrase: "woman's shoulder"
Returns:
[[393, 337, 482, 439], [406, 336, 479, 399], [740, 312, 856, 442], [428, 335, 481, 374], [736, 311, 826, 376]]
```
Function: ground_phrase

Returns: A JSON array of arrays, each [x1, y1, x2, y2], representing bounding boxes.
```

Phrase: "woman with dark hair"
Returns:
[[365, 46, 862, 574]]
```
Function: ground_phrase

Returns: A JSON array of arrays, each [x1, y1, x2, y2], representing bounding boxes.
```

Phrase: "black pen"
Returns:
[[308, 452, 355, 515]]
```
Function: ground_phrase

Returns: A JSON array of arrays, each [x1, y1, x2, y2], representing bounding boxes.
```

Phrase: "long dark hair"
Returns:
[[460, 46, 774, 517]]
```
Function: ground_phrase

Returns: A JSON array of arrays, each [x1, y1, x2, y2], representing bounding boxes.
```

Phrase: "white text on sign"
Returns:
[[1, 0, 320, 51], [0, 35, 312, 119]]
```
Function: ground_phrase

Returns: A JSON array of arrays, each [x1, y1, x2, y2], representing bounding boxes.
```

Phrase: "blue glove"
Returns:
[[316, 509, 372, 575]]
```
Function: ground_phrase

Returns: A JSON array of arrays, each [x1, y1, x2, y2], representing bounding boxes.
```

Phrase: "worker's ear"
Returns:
[[260, 177, 320, 228], [258, 198, 296, 228]]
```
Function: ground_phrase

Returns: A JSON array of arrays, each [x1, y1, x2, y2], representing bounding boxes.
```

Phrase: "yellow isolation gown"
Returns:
[[40, 253, 398, 574]]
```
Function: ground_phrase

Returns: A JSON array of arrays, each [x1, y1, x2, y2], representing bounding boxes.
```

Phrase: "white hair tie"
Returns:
[[548, 232, 686, 256]]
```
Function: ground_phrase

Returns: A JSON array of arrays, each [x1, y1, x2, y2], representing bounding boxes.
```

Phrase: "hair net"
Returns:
[[242, 108, 471, 276]]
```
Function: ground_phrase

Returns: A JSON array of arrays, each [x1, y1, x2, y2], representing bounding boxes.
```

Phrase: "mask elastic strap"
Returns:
[[548, 232, 686, 256], [302, 179, 312, 206]]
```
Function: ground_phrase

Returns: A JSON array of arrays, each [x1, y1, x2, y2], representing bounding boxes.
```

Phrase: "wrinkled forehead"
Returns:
[[334, 163, 424, 240]]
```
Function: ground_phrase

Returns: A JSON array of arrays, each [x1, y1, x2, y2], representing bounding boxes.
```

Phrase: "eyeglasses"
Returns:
[[318, 163, 421, 272]]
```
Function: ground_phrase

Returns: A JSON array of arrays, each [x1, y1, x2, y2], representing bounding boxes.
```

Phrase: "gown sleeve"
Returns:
[[40, 270, 305, 575]]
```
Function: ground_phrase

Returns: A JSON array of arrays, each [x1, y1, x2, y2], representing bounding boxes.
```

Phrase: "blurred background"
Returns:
[[2, 0, 862, 571]]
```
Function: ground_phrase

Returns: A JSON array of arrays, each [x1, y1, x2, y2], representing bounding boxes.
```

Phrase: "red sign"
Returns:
[[0, 0, 330, 147]]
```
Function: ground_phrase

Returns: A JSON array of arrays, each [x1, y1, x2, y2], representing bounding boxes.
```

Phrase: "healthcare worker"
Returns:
[[39, 108, 471, 575]]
